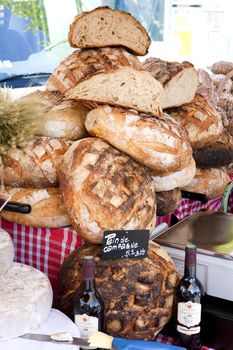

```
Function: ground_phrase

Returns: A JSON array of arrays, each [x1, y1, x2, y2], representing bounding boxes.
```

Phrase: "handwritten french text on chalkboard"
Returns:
[[102, 230, 149, 260]]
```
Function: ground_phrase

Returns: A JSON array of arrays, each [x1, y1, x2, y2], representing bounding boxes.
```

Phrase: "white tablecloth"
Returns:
[[0, 309, 80, 350]]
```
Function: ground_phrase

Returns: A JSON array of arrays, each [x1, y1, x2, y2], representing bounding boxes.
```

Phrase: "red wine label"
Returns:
[[177, 301, 201, 335], [75, 313, 98, 348]]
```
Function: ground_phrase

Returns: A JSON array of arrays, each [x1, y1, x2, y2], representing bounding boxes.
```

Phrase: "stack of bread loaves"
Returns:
[[144, 58, 232, 201]]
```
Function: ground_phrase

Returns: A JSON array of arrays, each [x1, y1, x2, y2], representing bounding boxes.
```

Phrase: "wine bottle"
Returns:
[[175, 244, 204, 350], [74, 255, 104, 350]]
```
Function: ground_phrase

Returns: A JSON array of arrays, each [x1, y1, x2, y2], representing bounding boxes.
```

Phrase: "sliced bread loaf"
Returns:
[[68, 6, 151, 56], [65, 67, 164, 116], [143, 58, 198, 108], [46, 47, 141, 93]]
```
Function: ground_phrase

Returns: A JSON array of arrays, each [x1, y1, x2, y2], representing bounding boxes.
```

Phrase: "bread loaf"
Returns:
[[193, 131, 233, 168], [2, 137, 72, 188], [167, 94, 223, 148], [58, 242, 179, 340], [181, 168, 230, 199], [151, 157, 196, 191], [156, 189, 182, 216], [58, 138, 156, 244], [143, 58, 198, 108], [65, 67, 164, 116], [0, 187, 70, 228], [39, 100, 90, 140], [46, 47, 141, 93], [209, 61, 233, 75], [68, 6, 151, 56], [85, 106, 192, 173]]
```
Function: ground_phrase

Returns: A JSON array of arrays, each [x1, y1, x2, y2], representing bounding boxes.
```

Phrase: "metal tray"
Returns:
[[154, 210, 233, 260]]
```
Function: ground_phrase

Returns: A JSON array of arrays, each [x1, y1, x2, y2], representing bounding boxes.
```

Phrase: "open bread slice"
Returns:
[[65, 67, 165, 116], [68, 6, 151, 56], [143, 58, 198, 108]]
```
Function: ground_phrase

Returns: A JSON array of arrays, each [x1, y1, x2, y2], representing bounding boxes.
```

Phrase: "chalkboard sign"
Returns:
[[102, 229, 149, 260]]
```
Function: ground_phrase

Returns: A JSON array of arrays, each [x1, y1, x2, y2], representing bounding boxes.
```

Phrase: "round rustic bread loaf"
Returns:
[[1, 137, 72, 188], [85, 106, 192, 173], [58, 138, 156, 243], [181, 167, 230, 199], [39, 100, 90, 140], [46, 47, 141, 93], [150, 157, 196, 191], [156, 189, 182, 216], [0, 187, 70, 228], [58, 242, 179, 340], [167, 94, 223, 148]]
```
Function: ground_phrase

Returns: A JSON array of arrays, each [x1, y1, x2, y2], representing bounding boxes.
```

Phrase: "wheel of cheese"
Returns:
[[0, 263, 53, 340], [0, 229, 14, 276]]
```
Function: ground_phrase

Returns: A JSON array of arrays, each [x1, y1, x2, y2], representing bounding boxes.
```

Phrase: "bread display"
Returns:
[[193, 131, 233, 168], [58, 138, 156, 244], [65, 67, 164, 116], [156, 189, 182, 216], [181, 168, 230, 199], [46, 47, 142, 93], [1, 137, 72, 188], [142, 58, 198, 108], [85, 106, 192, 173], [68, 6, 151, 56], [209, 61, 233, 75], [20, 90, 64, 111], [39, 100, 89, 140], [0, 187, 70, 228], [58, 242, 179, 340], [150, 157, 196, 192], [167, 94, 223, 148]]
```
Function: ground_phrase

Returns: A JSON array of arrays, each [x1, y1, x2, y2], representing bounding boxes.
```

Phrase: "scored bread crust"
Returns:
[[85, 106, 192, 173], [150, 157, 196, 192], [68, 6, 151, 56], [0, 187, 70, 228], [2, 137, 72, 188], [58, 242, 179, 340], [65, 67, 165, 116], [46, 47, 142, 93], [58, 138, 156, 244], [143, 58, 198, 108], [181, 168, 230, 199], [167, 94, 224, 148]]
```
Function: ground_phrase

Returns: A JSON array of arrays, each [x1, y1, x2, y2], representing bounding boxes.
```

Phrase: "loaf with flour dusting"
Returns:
[[1, 137, 72, 188], [0, 187, 70, 228], [85, 106, 192, 173], [58, 138, 156, 244], [46, 47, 141, 93]]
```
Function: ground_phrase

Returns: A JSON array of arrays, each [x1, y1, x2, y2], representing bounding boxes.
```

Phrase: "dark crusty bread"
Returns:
[[85, 106, 192, 173], [58, 138, 156, 244], [167, 94, 223, 148], [143, 58, 198, 108], [68, 6, 151, 56], [193, 131, 233, 168], [46, 47, 141, 93], [156, 189, 182, 216], [2, 137, 72, 188], [65, 67, 165, 116], [0, 187, 70, 228], [58, 242, 179, 340], [181, 168, 230, 199]]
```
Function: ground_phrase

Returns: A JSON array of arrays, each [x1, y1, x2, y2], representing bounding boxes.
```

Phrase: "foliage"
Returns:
[[0, 0, 49, 37]]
